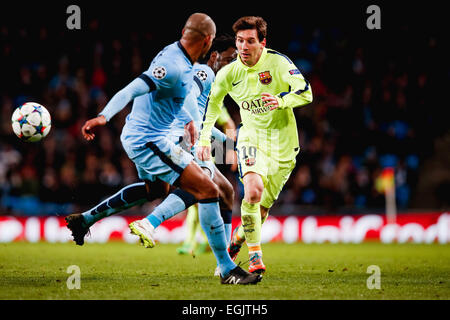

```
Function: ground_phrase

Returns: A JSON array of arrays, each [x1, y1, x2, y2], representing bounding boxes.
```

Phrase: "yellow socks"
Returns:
[[240, 199, 262, 254]]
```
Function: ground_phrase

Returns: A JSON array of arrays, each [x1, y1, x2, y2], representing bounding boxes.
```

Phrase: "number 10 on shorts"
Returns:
[[241, 146, 257, 167]]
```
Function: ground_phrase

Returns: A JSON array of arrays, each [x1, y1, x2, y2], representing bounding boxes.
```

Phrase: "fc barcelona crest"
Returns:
[[258, 71, 272, 85], [245, 157, 256, 166]]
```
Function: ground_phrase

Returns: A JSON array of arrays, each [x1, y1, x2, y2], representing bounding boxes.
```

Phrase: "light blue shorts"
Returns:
[[168, 133, 215, 180], [192, 144, 215, 179], [122, 137, 194, 185]]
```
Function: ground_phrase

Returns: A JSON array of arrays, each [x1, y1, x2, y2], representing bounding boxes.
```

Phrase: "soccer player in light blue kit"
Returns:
[[69, 38, 235, 253], [143, 35, 238, 275], [65, 13, 261, 285]]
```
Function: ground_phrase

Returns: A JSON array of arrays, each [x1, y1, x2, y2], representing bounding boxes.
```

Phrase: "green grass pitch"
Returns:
[[0, 241, 449, 300]]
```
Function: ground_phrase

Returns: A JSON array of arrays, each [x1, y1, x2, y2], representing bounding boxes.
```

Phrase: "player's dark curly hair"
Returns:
[[210, 34, 236, 54], [232, 16, 267, 42], [200, 34, 236, 62]]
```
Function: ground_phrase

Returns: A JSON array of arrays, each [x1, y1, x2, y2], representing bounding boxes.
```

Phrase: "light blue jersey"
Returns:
[[170, 63, 227, 143], [99, 41, 195, 148], [167, 63, 229, 178], [193, 64, 216, 122], [170, 63, 215, 136], [97, 41, 198, 185]]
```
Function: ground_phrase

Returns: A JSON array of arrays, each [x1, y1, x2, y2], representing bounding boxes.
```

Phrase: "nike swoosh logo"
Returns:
[[211, 224, 223, 230], [232, 80, 242, 87], [181, 82, 188, 86]]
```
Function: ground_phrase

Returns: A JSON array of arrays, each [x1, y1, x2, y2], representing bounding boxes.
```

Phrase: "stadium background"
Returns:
[[0, 2, 448, 221]]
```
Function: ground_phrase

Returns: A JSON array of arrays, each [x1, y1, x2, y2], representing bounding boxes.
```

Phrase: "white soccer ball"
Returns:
[[11, 102, 51, 142]]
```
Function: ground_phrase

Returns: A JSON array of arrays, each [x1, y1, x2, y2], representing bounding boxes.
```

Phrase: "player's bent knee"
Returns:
[[179, 162, 219, 200], [245, 183, 263, 203], [196, 175, 220, 200], [246, 191, 262, 203], [203, 180, 220, 199], [243, 172, 264, 203]]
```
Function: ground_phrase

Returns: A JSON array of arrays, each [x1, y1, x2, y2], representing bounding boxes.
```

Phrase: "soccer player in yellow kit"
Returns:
[[197, 16, 313, 275]]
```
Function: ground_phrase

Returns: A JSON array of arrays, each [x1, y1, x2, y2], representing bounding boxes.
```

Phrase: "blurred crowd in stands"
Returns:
[[0, 10, 447, 216]]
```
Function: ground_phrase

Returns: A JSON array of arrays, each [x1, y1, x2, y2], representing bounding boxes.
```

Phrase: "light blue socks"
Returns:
[[198, 199, 236, 277]]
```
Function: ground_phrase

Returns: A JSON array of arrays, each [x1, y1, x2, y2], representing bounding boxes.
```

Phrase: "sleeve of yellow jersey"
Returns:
[[198, 67, 230, 148], [215, 105, 231, 127], [275, 58, 313, 109]]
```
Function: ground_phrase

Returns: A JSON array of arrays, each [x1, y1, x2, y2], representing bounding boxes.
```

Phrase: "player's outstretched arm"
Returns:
[[81, 76, 152, 141], [98, 77, 152, 122]]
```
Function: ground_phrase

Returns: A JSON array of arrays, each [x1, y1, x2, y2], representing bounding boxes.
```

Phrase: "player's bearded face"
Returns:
[[236, 29, 266, 67]]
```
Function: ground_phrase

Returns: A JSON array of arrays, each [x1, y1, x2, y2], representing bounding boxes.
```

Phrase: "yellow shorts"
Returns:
[[236, 139, 298, 209]]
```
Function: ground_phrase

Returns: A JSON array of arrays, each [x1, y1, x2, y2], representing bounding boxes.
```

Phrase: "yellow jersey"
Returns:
[[199, 47, 313, 161]]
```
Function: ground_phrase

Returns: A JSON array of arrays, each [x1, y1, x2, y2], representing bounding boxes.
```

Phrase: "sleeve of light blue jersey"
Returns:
[[98, 77, 151, 122]]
